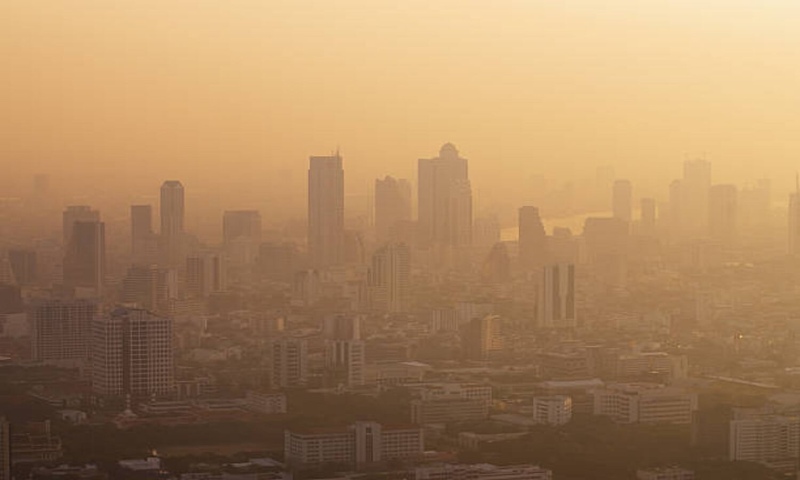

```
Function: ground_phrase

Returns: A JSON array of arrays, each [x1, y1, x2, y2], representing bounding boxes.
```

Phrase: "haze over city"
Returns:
[[4, 2, 800, 480]]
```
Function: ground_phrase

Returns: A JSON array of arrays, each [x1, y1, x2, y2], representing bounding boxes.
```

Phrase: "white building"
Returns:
[[532, 395, 572, 426], [368, 243, 411, 313], [415, 463, 552, 480], [636, 467, 695, 480], [729, 410, 800, 473], [593, 383, 697, 425], [270, 338, 308, 390], [537, 264, 576, 328], [284, 421, 422, 468], [245, 391, 287, 415], [186, 252, 226, 298], [326, 340, 365, 387], [91, 307, 174, 398], [615, 352, 688, 381]]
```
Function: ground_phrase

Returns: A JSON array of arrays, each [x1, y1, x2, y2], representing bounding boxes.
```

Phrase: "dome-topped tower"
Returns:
[[439, 142, 459, 159]]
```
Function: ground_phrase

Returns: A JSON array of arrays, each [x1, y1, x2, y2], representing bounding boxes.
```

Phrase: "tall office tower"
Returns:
[[640, 198, 657, 233], [462, 315, 504, 360], [518, 206, 548, 271], [537, 264, 577, 328], [374, 176, 412, 243], [790, 182, 800, 255], [186, 253, 226, 299], [418, 143, 471, 247], [160, 180, 185, 267], [583, 217, 629, 289], [8, 249, 37, 285], [682, 158, 712, 235], [91, 307, 174, 398], [223, 210, 262, 271], [63, 220, 105, 295], [368, 243, 411, 313], [270, 338, 308, 389], [326, 340, 366, 387], [612, 179, 633, 223], [30, 299, 98, 367], [481, 242, 511, 283], [0, 417, 8, 480], [62, 206, 100, 247], [308, 154, 345, 268], [121, 264, 159, 311], [323, 314, 361, 340], [130, 205, 158, 264], [709, 184, 738, 243]]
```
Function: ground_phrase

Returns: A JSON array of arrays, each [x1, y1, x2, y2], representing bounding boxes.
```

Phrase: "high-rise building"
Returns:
[[708, 184, 738, 243], [418, 143, 471, 247], [374, 176, 412, 243], [270, 338, 308, 389], [186, 253, 226, 299], [63, 220, 105, 295], [121, 264, 160, 311], [368, 243, 410, 313], [682, 159, 712, 236], [223, 210, 262, 271], [640, 198, 657, 233], [130, 205, 158, 264], [7, 249, 37, 285], [537, 264, 576, 329], [160, 180, 185, 267], [729, 410, 800, 473], [326, 340, 365, 387], [0, 417, 8, 480], [518, 206, 547, 271], [62, 206, 99, 247], [583, 217, 629, 289], [258, 242, 300, 282], [612, 179, 633, 223], [308, 154, 344, 268], [462, 315, 504, 360], [323, 314, 361, 340], [481, 242, 511, 283], [30, 299, 98, 367], [91, 307, 174, 398]]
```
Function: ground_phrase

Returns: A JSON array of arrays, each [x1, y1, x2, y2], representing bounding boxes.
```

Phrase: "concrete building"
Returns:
[[62, 205, 99, 247], [708, 184, 738, 244], [160, 180, 185, 267], [636, 467, 695, 480], [31, 299, 98, 368], [418, 143, 471, 247], [612, 179, 633, 223], [368, 243, 411, 313], [518, 206, 547, 272], [91, 307, 174, 398], [411, 397, 488, 425], [462, 315, 504, 360], [537, 264, 576, 328], [326, 340, 365, 388], [729, 410, 800, 473], [532, 395, 572, 426], [223, 210, 262, 271], [375, 176, 412, 243], [593, 383, 697, 425], [63, 220, 105, 295], [130, 205, 158, 264], [308, 154, 345, 268], [284, 421, 423, 468], [415, 463, 552, 480], [186, 252, 226, 299], [245, 391, 287, 415], [270, 338, 308, 389]]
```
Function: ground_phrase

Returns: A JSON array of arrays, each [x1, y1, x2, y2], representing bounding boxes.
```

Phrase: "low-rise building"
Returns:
[[729, 409, 800, 474], [245, 391, 287, 415], [532, 395, 572, 426], [415, 463, 552, 480], [593, 383, 697, 425], [636, 466, 695, 480]]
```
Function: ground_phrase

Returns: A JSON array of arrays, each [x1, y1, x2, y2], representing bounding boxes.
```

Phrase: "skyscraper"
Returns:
[[7, 249, 37, 285], [709, 184, 738, 243], [130, 205, 157, 263], [418, 143, 471, 247], [640, 198, 657, 233], [368, 243, 411, 313], [612, 179, 633, 223], [462, 315, 504, 360], [326, 340, 366, 387], [186, 252, 226, 299], [682, 159, 712, 236], [62, 205, 99, 247], [270, 338, 308, 389], [91, 307, 174, 398], [63, 220, 105, 295], [374, 176, 412, 243], [308, 154, 344, 268], [518, 206, 547, 271], [160, 180, 185, 267], [223, 210, 262, 272], [537, 264, 577, 328], [31, 299, 98, 367]]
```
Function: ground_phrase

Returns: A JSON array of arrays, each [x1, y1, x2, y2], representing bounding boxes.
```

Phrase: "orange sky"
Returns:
[[2, 0, 800, 212]]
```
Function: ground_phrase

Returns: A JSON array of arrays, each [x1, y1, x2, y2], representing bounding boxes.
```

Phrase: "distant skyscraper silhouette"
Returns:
[[31, 299, 98, 368], [709, 184, 738, 244], [537, 264, 577, 328], [7, 249, 37, 285], [682, 159, 712, 236], [374, 176, 412, 243], [62, 206, 99, 247], [612, 179, 633, 223], [186, 252, 226, 299], [518, 206, 547, 271], [418, 143, 472, 247], [160, 180, 185, 267], [63, 220, 105, 295], [130, 205, 157, 264], [640, 198, 657, 233], [369, 243, 411, 313], [308, 154, 345, 268], [223, 210, 262, 272]]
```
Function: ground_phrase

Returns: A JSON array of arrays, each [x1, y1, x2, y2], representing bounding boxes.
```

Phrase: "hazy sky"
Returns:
[[3, 1, 800, 210]]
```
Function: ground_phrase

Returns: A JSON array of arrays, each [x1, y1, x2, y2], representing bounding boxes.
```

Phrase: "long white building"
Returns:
[[31, 299, 98, 368], [415, 463, 552, 480], [729, 410, 800, 474], [593, 383, 697, 425]]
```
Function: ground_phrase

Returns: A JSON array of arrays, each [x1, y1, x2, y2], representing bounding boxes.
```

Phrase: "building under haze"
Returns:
[[91, 307, 174, 398], [308, 154, 345, 268], [640, 198, 657, 234], [418, 143, 472, 248], [186, 252, 226, 299], [223, 210, 262, 272], [160, 180, 185, 267], [368, 243, 411, 313], [62, 206, 100, 247], [271, 338, 308, 389], [670, 159, 711, 239], [7, 249, 37, 286], [518, 206, 547, 272], [130, 205, 157, 264], [708, 184, 738, 244], [31, 299, 98, 368], [63, 220, 105, 295], [789, 183, 800, 256], [612, 179, 632, 223], [537, 264, 576, 329], [374, 176, 412, 243]]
